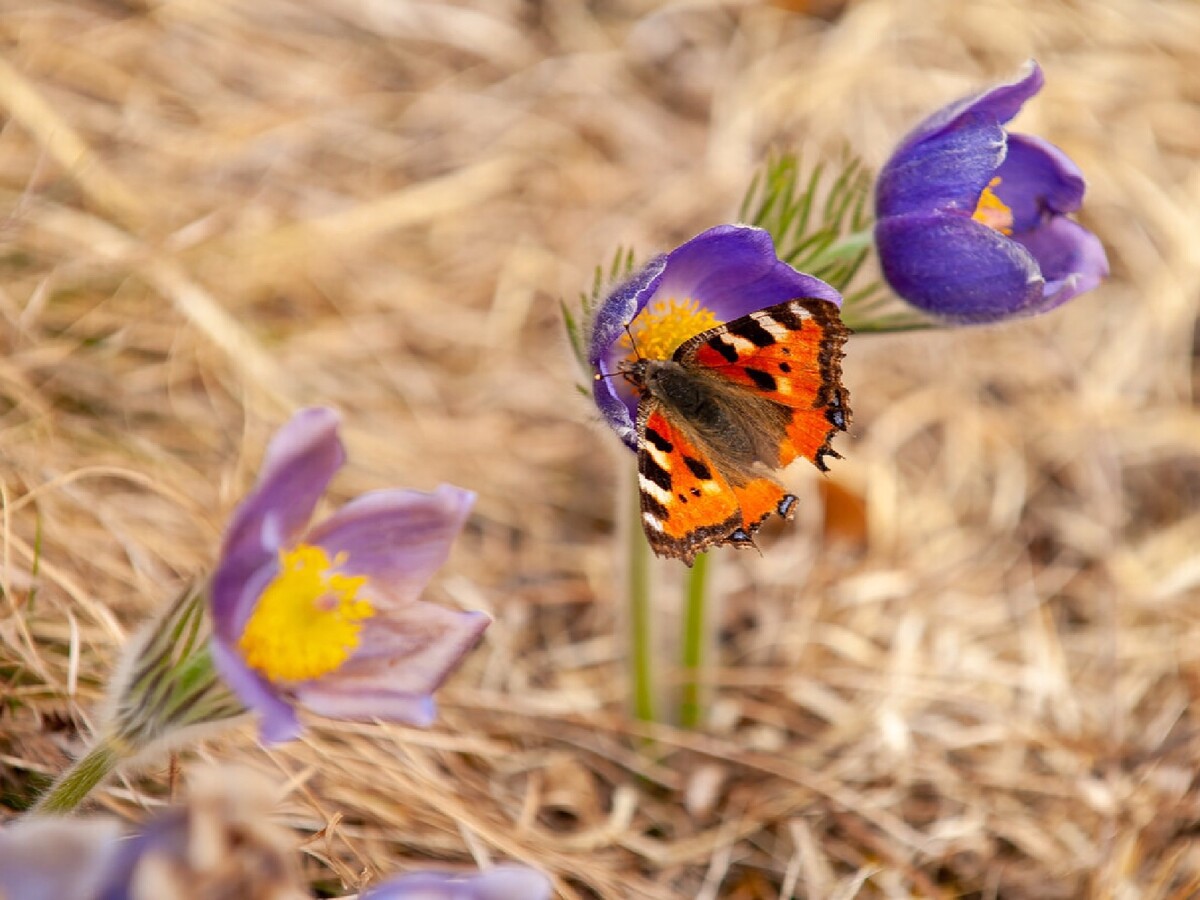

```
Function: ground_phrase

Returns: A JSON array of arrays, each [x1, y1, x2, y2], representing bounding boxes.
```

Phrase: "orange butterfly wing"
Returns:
[[680, 298, 851, 472], [632, 298, 849, 564]]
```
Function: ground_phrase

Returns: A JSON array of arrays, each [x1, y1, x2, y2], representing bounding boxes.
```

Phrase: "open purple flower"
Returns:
[[209, 407, 489, 744], [362, 866, 552, 900], [587, 224, 841, 449], [874, 62, 1108, 323]]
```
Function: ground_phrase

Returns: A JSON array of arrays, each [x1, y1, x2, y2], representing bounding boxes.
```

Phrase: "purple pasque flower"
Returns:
[[874, 62, 1108, 323], [362, 866, 552, 900], [587, 224, 841, 449], [209, 407, 489, 744]]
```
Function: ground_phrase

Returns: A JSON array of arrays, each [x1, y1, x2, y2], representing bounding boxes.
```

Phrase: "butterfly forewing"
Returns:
[[677, 298, 851, 470]]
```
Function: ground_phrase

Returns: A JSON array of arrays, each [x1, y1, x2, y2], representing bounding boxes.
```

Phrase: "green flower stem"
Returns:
[[31, 735, 127, 815], [628, 485, 657, 723], [678, 550, 711, 729]]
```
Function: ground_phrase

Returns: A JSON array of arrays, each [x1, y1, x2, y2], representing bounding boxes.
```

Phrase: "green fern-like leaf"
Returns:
[[563, 245, 637, 376], [741, 151, 877, 297]]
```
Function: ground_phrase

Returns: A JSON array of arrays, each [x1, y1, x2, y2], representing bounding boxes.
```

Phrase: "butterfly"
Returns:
[[621, 298, 850, 566]]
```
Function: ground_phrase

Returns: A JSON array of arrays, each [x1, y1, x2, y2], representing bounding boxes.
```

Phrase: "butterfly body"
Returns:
[[624, 298, 850, 565], [627, 358, 794, 479]]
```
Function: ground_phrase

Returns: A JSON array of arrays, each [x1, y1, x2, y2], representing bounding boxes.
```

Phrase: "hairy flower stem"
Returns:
[[31, 736, 126, 815], [29, 587, 247, 815], [678, 551, 711, 729], [628, 484, 657, 724]]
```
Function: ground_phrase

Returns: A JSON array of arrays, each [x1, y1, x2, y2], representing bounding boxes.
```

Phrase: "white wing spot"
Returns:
[[718, 333, 755, 355], [752, 313, 790, 340], [639, 474, 673, 506], [645, 442, 672, 470], [642, 511, 666, 532]]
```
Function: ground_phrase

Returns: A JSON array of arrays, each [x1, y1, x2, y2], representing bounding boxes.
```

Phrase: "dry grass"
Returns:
[[1, 0, 1199, 897]]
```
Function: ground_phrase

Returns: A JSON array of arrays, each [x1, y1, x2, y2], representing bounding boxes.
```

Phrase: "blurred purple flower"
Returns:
[[588, 224, 841, 449], [0, 817, 122, 900], [209, 407, 489, 744], [1, 768, 306, 900], [874, 62, 1108, 323], [362, 866, 552, 900]]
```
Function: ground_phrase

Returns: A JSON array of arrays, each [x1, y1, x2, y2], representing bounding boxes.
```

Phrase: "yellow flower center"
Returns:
[[972, 176, 1014, 235], [238, 544, 374, 683], [620, 296, 720, 363]]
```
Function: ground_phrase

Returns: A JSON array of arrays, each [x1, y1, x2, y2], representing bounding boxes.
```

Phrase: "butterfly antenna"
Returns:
[[624, 321, 644, 361], [591, 321, 642, 383]]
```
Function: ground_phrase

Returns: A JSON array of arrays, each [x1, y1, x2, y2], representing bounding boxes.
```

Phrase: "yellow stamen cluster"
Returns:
[[972, 176, 1014, 235], [621, 296, 720, 363], [238, 544, 374, 683]]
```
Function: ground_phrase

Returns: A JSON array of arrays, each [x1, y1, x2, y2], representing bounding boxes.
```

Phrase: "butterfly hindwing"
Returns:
[[728, 476, 796, 539], [637, 403, 741, 564], [679, 298, 851, 471]]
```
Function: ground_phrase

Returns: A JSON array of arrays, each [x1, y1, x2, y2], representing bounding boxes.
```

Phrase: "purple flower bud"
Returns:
[[874, 62, 1108, 323]]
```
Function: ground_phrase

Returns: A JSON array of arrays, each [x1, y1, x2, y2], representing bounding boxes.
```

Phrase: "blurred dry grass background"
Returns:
[[1, 0, 1198, 897]]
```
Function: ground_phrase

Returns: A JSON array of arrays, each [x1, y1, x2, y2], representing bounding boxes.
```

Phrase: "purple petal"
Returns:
[[307, 485, 475, 607], [295, 606, 490, 715], [892, 61, 1043, 158], [363, 866, 553, 900], [0, 818, 123, 900], [875, 213, 1044, 322], [211, 408, 345, 639], [209, 637, 302, 744], [334, 603, 491, 688], [469, 867, 553, 900], [875, 112, 1006, 219], [592, 374, 638, 451], [587, 256, 668, 449], [98, 810, 189, 900], [587, 255, 668, 368], [295, 685, 438, 726], [995, 134, 1086, 230], [653, 224, 842, 323], [877, 63, 1047, 221], [1015, 215, 1110, 311]]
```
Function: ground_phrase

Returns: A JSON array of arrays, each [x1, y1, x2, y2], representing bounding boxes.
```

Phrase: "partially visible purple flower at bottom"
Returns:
[[362, 866, 553, 900], [874, 61, 1108, 323], [0, 768, 551, 900], [0, 817, 123, 900], [209, 407, 490, 744], [0, 768, 307, 900]]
